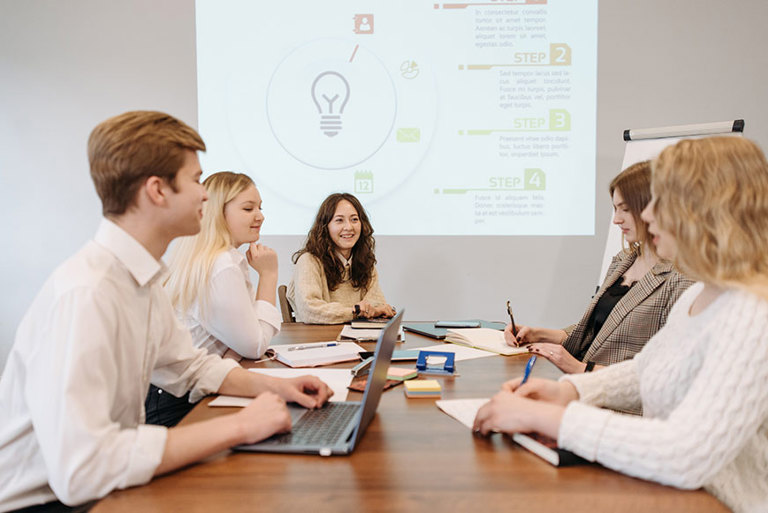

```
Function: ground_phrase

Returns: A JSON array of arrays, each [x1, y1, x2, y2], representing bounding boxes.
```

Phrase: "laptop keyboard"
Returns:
[[269, 403, 360, 446]]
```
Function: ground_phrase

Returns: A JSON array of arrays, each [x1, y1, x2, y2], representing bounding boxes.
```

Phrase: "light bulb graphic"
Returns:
[[311, 71, 350, 138]]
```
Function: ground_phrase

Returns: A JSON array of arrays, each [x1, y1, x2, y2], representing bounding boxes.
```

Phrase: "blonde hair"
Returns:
[[88, 111, 205, 216], [652, 136, 768, 299], [164, 171, 255, 315], [609, 160, 656, 256]]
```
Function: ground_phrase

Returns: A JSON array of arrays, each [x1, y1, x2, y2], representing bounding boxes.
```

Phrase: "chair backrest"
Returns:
[[277, 284, 295, 323]]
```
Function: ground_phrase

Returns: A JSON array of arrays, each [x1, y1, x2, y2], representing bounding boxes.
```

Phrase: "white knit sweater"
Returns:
[[558, 282, 768, 513]]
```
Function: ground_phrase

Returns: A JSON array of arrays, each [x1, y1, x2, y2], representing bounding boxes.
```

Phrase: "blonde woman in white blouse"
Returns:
[[147, 171, 282, 426], [475, 137, 768, 513]]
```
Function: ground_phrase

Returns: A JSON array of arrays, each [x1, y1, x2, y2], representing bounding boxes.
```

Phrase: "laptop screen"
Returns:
[[348, 309, 403, 448]]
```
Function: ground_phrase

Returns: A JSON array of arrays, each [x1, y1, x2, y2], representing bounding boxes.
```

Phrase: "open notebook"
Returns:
[[444, 328, 527, 356]]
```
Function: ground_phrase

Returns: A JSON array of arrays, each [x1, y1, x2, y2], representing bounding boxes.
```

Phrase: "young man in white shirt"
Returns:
[[0, 111, 333, 513]]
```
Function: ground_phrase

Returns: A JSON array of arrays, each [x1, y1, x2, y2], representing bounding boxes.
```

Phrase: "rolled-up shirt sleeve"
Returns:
[[151, 297, 239, 403]]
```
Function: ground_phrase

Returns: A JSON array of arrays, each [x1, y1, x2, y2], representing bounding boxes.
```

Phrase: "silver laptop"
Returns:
[[235, 310, 403, 456]]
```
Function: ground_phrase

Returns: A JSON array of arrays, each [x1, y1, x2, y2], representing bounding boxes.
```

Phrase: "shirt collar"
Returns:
[[228, 246, 248, 268], [94, 218, 165, 287], [336, 252, 352, 268]]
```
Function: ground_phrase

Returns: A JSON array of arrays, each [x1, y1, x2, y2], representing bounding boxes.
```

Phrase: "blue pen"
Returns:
[[520, 355, 537, 385], [287, 342, 339, 352]]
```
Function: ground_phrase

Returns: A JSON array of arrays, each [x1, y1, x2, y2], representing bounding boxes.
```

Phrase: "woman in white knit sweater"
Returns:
[[474, 136, 768, 513], [287, 193, 396, 324]]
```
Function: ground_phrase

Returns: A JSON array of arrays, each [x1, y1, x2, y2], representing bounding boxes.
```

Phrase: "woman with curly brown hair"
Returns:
[[287, 193, 395, 324]]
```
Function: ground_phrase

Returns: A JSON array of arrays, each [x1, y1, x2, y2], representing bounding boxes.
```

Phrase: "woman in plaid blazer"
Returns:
[[505, 161, 694, 374]]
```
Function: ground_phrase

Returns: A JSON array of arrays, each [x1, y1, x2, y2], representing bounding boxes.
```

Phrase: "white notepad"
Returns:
[[436, 398, 489, 429], [272, 341, 365, 367], [339, 325, 404, 342]]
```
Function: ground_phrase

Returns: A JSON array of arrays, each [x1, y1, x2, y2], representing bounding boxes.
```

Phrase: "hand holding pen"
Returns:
[[506, 301, 518, 338], [504, 301, 526, 347], [504, 301, 539, 347]]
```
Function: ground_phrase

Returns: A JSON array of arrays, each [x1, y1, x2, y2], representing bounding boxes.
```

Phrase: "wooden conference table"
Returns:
[[93, 323, 727, 513]]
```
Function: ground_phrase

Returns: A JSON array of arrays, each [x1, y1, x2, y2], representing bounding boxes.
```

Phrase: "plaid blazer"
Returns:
[[562, 250, 694, 366]]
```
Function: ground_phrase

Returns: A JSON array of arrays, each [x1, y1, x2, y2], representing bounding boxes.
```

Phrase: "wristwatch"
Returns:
[[584, 361, 596, 372]]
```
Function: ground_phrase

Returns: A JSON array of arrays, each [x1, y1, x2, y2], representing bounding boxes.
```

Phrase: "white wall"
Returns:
[[2, 0, 767, 369]]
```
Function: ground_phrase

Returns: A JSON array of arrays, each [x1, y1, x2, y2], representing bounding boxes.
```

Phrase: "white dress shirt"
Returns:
[[0, 219, 238, 511], [180, 247, 281, 360]]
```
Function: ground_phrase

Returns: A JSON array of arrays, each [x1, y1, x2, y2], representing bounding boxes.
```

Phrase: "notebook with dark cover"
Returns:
[[512, 432, 586, 467], [402, 320, 505, 340]]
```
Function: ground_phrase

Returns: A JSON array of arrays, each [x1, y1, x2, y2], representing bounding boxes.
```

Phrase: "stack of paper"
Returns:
[[404, 379, 442, 398], [339, 325, 404, 342], [445, 328, 527, 356], [350, 319, 389, 329]]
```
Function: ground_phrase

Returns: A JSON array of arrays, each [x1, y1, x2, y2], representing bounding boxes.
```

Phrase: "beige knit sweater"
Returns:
[[286, 252, 387, 324]]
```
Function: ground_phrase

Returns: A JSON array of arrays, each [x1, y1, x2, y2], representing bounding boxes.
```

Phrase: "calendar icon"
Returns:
[[354, 171, 374, 193]]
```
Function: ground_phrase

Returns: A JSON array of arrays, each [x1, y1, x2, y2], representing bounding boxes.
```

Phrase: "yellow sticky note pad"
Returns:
[[404, 379, 441, 392]]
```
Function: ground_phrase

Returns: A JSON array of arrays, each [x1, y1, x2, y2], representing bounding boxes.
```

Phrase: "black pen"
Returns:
[[506, 300, 518, 338]]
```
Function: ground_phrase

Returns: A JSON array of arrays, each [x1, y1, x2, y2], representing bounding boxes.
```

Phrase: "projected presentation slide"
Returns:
[[196, 0, 597, 235]]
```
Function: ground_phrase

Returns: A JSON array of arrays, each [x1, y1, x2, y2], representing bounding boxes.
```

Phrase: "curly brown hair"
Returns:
[[292, 193, 377, 292]]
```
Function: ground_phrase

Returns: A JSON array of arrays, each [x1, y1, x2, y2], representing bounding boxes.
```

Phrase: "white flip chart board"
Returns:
[[598, 120, 744, 285]]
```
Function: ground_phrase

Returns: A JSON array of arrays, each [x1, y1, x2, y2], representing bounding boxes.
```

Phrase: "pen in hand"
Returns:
[[506, 300, 519, 341], [520, 355, 537, 385]]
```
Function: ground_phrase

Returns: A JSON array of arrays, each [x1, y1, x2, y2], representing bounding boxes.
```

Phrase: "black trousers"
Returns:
[[144, 385, 198, 428], [11, 500, 96, 513]]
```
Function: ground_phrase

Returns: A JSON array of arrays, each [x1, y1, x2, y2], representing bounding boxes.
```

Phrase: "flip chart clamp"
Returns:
[[416, 350, 456, 376]]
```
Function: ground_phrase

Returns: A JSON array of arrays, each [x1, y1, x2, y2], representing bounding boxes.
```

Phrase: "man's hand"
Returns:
[[235, 392, 292, 445], [266, 375, 334, 409]]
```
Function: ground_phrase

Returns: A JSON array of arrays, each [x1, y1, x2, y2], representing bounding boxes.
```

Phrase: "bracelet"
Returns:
[[584, 361, 596, 372]]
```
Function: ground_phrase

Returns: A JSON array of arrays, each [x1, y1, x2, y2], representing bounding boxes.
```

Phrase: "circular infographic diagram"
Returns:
[[267, 39, 397, 170], [224, 37, 437, 215]]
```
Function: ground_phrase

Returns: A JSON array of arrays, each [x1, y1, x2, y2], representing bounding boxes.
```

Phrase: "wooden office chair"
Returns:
[[278, 285, 295, 323]]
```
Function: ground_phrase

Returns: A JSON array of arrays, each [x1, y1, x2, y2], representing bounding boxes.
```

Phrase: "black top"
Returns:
[[574, 279, 633, 361]]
